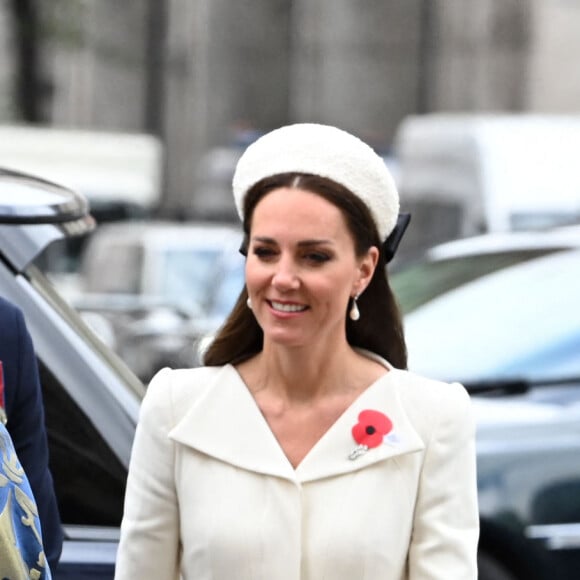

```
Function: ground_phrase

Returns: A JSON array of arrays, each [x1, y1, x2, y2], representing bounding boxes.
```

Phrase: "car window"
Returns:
[[161, 247, 243, 316], [161, 247, 224, 315], [391, 248, 560, 314], [39, 361, 127, 526], [28, 263, 145, 399]]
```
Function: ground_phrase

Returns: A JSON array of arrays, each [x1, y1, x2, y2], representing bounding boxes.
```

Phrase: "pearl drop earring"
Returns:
[[349, 294, 360, 321], [246, 297, 252, 310]]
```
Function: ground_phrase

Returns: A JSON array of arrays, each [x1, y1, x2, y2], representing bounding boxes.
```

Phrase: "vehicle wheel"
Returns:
[[478, 551, 517, 580]]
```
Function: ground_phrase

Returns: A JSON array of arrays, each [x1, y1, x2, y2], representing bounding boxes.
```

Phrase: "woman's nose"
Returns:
[[271, 257, 299, 289]]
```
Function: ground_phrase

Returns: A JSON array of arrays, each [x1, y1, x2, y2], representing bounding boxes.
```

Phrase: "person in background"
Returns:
[[115, 123, 479, 579], [0, 296, 63, 571], [0, 419, 52, 579]]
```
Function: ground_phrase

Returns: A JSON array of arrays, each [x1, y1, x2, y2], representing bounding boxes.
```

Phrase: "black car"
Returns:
[[0, 168, 144, 579]]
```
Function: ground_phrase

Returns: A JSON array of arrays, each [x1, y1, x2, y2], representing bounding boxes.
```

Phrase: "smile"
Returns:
[[270, 301, 308, 313]]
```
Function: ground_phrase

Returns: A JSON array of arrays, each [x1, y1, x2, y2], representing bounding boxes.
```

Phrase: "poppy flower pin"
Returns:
[[348, 409, 393, 460]]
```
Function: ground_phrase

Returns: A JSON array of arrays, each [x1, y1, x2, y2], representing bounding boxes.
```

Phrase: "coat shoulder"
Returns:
[[393, 368, 469, 405], [389, 369, 472, 434], [142, 365, 232, 423]]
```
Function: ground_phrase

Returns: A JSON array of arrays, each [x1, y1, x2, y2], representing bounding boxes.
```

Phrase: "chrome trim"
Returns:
[[60, 541, 117, 565], [60, 526, 119, 566], [64, 525, 120, 542], [525, 523, 580, 550]]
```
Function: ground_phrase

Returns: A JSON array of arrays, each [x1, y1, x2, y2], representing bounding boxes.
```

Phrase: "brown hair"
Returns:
[[203, 173, 407, 368]]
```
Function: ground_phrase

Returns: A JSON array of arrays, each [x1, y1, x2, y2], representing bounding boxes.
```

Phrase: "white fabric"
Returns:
[[232, 124, 400, 240], [115, 360, 479, 580]]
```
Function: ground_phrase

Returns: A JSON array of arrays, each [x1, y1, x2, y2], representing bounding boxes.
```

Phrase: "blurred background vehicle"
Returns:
[[392, 227, 580, 580], [0, 168, 144, 579], [393, 114, 580, 261], [0, 125, 163, 218], [70, 220, 245, 381]]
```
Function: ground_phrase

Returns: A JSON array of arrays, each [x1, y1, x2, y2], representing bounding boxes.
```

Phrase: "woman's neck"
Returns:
[[239, 340, 385, 404]]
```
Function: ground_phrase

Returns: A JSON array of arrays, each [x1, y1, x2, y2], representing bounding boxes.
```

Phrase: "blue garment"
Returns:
[[0, 422, 51, 578], [0, 297, 63, 571]]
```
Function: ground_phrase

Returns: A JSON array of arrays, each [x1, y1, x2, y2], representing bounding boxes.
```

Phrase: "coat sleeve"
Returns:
[[115, 368, 181, 580], [7, 304, 63, 571], [407, 383, 479, 579]]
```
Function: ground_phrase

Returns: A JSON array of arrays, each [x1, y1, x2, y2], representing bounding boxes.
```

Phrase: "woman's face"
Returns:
[[245, 187, 378, 349]]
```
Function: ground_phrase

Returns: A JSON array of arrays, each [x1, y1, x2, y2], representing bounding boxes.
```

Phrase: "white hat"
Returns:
[[232, 123, 400, 240]]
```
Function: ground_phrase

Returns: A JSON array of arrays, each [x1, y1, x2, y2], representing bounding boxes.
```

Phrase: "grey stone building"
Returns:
[[1, 0, 579, 216]]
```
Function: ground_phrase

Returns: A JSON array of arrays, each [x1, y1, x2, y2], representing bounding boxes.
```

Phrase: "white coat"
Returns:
[[115, 357, 479, 579]]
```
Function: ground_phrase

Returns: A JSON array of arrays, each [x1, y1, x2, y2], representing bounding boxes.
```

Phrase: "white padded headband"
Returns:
[[232, 123, 400, 240]]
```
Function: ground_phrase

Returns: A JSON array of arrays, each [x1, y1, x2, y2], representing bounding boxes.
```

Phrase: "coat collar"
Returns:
[[169, 363, 425, 484]]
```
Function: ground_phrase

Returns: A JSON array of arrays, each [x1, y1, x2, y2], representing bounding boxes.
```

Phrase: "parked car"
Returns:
[[392, 227, 580, 580], [0, 168, 144, 579], [71, 220, 246, 381]]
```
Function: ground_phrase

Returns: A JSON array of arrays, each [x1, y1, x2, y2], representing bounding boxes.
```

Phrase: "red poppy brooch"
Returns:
[[348, 409, 393, 460]]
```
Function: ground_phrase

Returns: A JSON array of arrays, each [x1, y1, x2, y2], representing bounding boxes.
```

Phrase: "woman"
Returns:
[[115, 124, 479, 579]]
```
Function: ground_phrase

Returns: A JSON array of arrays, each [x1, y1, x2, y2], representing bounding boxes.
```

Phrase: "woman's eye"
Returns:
[[253, 246, 277, 259], [305, 252, 330, 264]]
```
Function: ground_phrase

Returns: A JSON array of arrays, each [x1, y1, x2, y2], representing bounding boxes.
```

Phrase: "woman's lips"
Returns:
[[268, 300, 308, 313]]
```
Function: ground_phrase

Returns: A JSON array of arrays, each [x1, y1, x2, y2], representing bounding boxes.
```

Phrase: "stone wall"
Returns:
[[1, 0, 579, 215]]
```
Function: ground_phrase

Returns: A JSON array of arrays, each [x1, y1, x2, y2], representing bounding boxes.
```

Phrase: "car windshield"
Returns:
[[399, 250, 580, 385], [160, 246, 245, 318], [391, 248, 559, 314]]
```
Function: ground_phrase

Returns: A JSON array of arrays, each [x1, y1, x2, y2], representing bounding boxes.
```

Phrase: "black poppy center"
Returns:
[[365, 425, 376, 435]]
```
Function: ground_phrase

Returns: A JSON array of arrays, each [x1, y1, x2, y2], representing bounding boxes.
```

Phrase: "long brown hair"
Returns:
[[203, 173, 407, 368]]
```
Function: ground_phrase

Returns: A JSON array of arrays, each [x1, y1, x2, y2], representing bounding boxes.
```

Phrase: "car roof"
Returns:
[[425, 225, 580, 261]]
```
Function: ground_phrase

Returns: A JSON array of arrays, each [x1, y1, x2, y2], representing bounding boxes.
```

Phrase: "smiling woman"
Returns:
[[242, 186, 378, 351], [115, 124, 479, 580]]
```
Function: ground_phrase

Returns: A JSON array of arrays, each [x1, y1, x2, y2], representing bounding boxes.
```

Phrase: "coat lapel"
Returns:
[[296, 369, 425, 482], [168, 365, 296, 481], [168, 365, 425, 484]]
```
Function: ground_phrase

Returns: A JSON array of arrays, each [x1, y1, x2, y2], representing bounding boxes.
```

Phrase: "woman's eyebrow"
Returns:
[[251, 237, 333, 247], [251, 236, 276, 244], [297, 239, 333, 247]]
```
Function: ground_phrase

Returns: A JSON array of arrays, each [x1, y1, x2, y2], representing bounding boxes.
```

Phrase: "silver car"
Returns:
[[0, 168, 144, 579], [393, 229, 580, 580]]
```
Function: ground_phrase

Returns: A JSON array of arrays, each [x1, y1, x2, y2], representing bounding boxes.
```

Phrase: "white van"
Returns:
[[0, 124, 163, 215], [393, 114, 580, 260]]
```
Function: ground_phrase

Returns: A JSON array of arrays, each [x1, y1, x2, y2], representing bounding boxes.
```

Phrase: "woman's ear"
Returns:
[[356, 246, 379, 293]]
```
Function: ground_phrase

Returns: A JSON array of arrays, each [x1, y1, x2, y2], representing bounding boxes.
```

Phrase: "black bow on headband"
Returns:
[[383, 212, 411, 263], [239, 212, 411, 263]]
